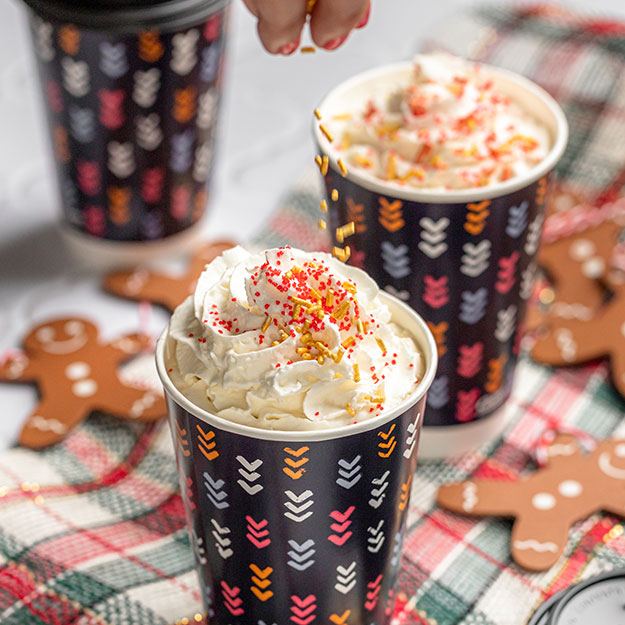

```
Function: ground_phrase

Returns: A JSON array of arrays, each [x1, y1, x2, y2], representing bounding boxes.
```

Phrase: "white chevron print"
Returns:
[[107, 142, 135, 178], [62, 58, 90, 97], [69, 106, 96, 144], [525, 214, 544, 255], [391, 531, 403, 568], [506, 201, 529, 239], [381, 242, 410, 279], [193, 142, 213, 182], [203, 472, 229, 509], [367, 520, 386, 553], [170, 29, 199, 75], [211, 518, 233, 559], [418, 217, 449, 258], [99, 42, 128, 78], [335, 561, 357, 594], [495, 305, 517, 342], [191, 528, 207, 565], [33, 19, 55, 62], [284, 490, 314, 522], [197, 90, 217, 130], [404, 413, 420, 459], [383, 285, 409, 302], [136, 114, 163, 151], [368, 470, 390, 509], [287, 539, 316, 571], [133, 69, 161, 108], [336, 455, 362, 489], [520, 263, 536, 300], [236, 455, 263, 495], [460, 240, 491, 277]]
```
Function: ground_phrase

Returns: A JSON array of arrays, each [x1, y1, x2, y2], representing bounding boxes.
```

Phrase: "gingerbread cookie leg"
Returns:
[[437, 480, 520, 517], [510, 511, 569, 571], [19, 398, 87, 449], [96, 384, 166, 423]]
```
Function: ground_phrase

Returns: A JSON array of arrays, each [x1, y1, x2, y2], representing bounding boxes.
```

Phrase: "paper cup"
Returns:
[[156, 293, 437, 624], [314, 61, 568, 459], [24, 0, 229, 268]]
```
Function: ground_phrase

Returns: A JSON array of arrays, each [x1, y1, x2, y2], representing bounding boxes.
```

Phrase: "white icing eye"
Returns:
[[65, 321, 85, 336], [532, 492, 556, 510], [558, 480, 582, 498], [582, 257, 605, 279], [36, 326, 55, 342], [570, 239, 595, 261], [615, 443, 625, 458]]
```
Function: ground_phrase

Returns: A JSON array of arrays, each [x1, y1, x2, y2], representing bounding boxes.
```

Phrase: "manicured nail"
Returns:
[[278, 38, 300, 55], [322, 35, 347, 50], [356, 4, 371, 28]]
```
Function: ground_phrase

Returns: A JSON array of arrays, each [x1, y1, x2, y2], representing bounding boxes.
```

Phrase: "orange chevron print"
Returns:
[[378, 198, 404, 233], [175, 422, 191, 458], [377, 423, 397, 459], [464, 200, 491, 236], [196, 424, 219, 461], [346, 198, 367, 234], [53, 126, 70, 164], [427, 321, 448, 357], [485, 354, 507, 394], [283, 446, 310, 479], [398, 475, 413, 511], [250, 564, 273, 601], [58, 25, 80, 55], [173, 87, 197, 124], [108, 187, 131, 226], [330, 610, 351, 625], [536, 176, 548, 206], [138, 31, 164, 63]]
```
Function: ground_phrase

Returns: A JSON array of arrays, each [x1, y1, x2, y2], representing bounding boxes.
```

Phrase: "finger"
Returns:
[[254, 0, 307, 54], [310, 0, 370, 50]]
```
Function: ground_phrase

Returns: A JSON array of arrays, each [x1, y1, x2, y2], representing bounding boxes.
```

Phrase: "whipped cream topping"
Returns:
[[168, 246, 423, 430], [331, 53, 551, 190]]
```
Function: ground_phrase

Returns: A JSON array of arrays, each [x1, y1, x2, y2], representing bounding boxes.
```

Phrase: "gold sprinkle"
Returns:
[[332, 113, 353, 121], [310, 288, 322, 301], [315, 341, 331, 356], [337, 158, 348, 177], [331, 188, 339, 202], [315, 154, 323, 168], [342, 336, 356, 349], [336, 221, 355, 244], [271, 340, 280, 346], [302, 46, 316, 54], [333, 349, 344, 363], [363, 321, 369, 333], [319, 124, 334, 142], [333, 300, 350, 320], [321, 155, 329, 176], [262, 316, 272, 332], [342, 281, 357, 294], [293, 304, 302, 319], [375, 337, 387, 355], [34, 495, 45, 505], [320, 199, 328, 213], [333, 246, 351, 262], [302, 352, 313, 360], [313, 108, 322, 119], [316, 355, 325, 364], [353, 363, 361, 382], [345, 403, 356, 417], [354, 154, 373, 168], [386, 153, 397, 180], [290, 295, 313, 308], [318, 219, 327, 230], [296, 347, 309, 355], [356, 319, 364, 334], [325, 288, 334, 308]]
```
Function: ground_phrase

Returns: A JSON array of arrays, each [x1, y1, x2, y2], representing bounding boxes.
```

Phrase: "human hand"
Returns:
[[241, 0, 371, 55]]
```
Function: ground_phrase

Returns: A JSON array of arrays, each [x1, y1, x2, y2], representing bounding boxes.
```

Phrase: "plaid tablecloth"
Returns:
[[1, 4, 625, 625]]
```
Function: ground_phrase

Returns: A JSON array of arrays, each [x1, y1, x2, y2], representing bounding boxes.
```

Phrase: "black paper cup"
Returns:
[[156, 293, 437, 625], [314, 62, 568, 459], [23, 0, 229, 267]]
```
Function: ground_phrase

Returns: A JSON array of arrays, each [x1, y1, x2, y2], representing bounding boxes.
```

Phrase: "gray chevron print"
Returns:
[[505, 201, 529, 238], [69, 106, 96, 143], [336, 455, 362, 489], [427, 375, 449, 409], [204, 472, 229, 509], [287, 539, 316, 571], [525, 214, 544, 255], [100, 42, 129, 78], [368, 470, 390, 509], [459, 288, 488, 325], [381, 242, 411, 279]]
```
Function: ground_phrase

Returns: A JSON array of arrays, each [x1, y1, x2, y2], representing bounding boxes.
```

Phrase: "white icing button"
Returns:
[[558, 480, 583, 498], [570, 239, 595, 261], [72, 379, 97, 397], [582, 257, 605, 279], [615, 443, 625, 458], [532, 492, 556, 510], [65, 361, 90, 380]]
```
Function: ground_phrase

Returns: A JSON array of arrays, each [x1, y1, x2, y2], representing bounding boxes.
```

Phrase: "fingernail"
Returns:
[[356, 4, 371, 28], [278, 38, 300, 55], [322, 35, 347, 51]]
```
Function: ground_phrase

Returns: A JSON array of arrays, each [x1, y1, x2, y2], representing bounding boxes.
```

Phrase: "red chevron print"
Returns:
[[457, 342, 484, 378], [246, 515, 271, 549], [99, 89, 126, 130], [328, 506, 355, 546], [456, 388, 480, 422], [422, 275, 449, 309], [77, 161, 101, 196], [221, 581, 244, 616], [364, 574, 383, 611], [141, 167, 164, 204], [290, 594, 317, 625], [495, 251, 520, 294]]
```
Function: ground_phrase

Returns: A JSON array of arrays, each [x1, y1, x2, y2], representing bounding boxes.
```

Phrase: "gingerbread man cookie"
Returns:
[[0, 318, 166, 449], [437, 434, 625, 571], [104, 240, 235, 311], [530, 217, 625, 396]]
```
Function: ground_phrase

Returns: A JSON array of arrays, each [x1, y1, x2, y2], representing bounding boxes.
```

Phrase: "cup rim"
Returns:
[[313, 59, 569, 204], [155, 291, 438, 442]]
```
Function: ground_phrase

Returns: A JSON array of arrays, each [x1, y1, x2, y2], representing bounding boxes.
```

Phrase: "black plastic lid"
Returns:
[[527, 590, 569, 625], [22, 0, 230, 32]]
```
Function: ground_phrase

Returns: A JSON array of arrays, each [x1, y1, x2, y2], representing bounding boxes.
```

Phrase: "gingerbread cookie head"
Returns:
[[24, 318, 99, 356], [437, 434, 625, 571]]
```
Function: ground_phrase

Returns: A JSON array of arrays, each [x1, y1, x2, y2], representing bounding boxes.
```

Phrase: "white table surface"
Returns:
[[1, 0, 624, 450]]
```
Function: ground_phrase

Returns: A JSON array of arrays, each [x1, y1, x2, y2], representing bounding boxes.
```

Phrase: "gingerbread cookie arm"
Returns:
[[510, 511, 569, 571], [0, 353, 40, 382], [437, 480, 520, 517], [19, 397, 87, 449], [103, 269, 184, 311], [96, 384, 166, 423], [106, 333, 154, 359]]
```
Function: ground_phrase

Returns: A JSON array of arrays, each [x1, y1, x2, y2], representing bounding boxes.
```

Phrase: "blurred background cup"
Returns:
[[315, 62, 568, 460], [156, 293, 437, 624], [22, 0, 230, 268]]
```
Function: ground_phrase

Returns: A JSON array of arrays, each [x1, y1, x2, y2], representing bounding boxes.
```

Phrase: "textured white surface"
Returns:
[[0, 0, 624, 449]]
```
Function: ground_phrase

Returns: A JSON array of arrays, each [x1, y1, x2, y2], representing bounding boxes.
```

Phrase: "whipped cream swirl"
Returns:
[[168, 246, 423, 430], [333, 53, 551, 190]]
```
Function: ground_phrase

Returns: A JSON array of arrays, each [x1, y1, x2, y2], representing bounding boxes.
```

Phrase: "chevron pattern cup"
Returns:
[[27, 5, 228, 244], [157, 294, 436, 625]]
